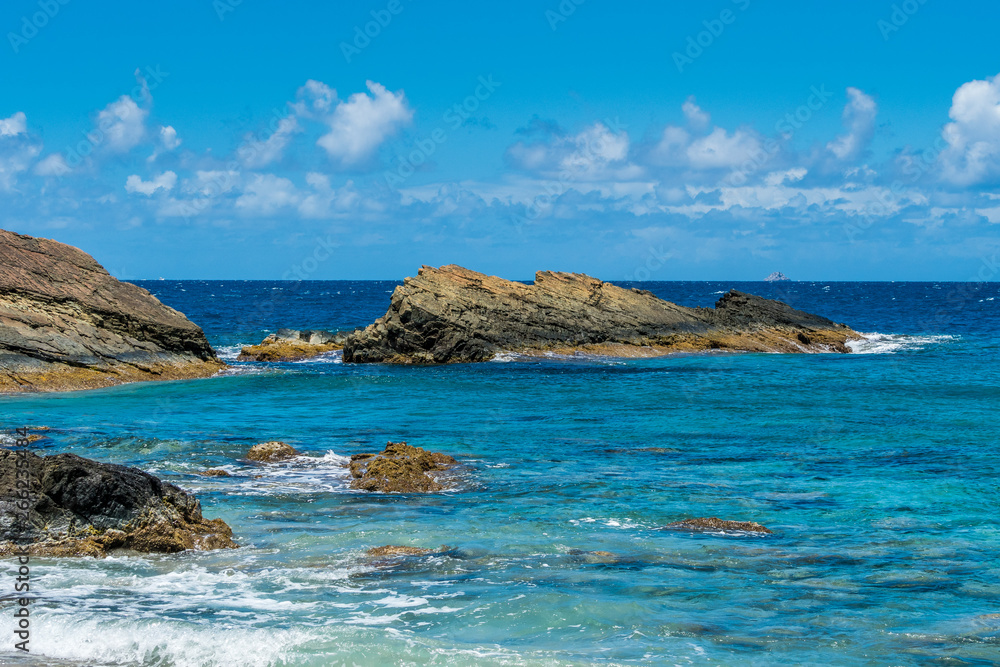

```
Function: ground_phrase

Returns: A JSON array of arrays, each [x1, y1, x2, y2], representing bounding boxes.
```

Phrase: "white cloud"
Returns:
[[939, 73, 1000, 186], [241, 114, 301, 169], [125, 171, 177, 196], [687, 127, 762, 170], [235, 173, 300, 216], [182, 170, 241, 197], [827, 87, 877, 161], [34, 154, 70, 176], [160, 126, 181, 151], [298, 173, 360, 218], [0, 112, 27, 137], [682, 96, 710, 131], [96, 94, 149, 153], [293, 80, 337, 119], [316, 81, 412, 166]]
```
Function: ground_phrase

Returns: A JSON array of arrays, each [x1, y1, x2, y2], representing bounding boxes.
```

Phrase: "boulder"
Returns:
[[247, 442, 297, 462], [237, 328, 355, 362], [661, 517, 773, 534], [349, 441, 457, 493], [366, 545, 435, 557], [0, 450, 237, 556], [342, 265, 861, 364], [0, 229, 224, 392]]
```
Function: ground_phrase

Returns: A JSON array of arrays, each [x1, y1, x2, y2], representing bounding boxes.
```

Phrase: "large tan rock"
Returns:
[[0, 229, 224, 392], [343, 265, 862, 364]]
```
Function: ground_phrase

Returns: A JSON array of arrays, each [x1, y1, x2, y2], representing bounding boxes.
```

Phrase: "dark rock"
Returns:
[[343, 265, 861, 364], [0, 229, 224, 392], [366, 545, 435, 557], [198, 469, 230, 477], [661, 517, 773, 534], [247, 442, 297, 462], [349, 441, 457, 493], [0, 450, 236, 556]]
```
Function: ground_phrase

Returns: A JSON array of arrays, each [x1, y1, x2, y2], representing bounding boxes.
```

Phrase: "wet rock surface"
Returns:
[[366, 545, 436, 557], [349, 441, 458, 493], [343, 265, 861, 364], [662, 517, 773, 534], [247, 442, 298, 462], [237, 328, 355, 362], [0, 229, 224, 393], [0, 449, 237, 556]]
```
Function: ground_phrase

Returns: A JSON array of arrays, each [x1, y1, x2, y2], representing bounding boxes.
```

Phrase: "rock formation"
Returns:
[[246, 441, 298, 462], [0, 229, 224, 392], [0, 450, 237, 556], [662, 517, 773, 534], [343, 265, 860, 363], [349, 441, 458, 493], [764, 271, 790, 282], [237, 328, 354, 362]]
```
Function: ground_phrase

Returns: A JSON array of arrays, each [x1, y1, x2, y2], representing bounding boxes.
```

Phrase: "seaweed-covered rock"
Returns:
[[349, 441, 457, 493], [661, 517, 773, 534], [237, 329, 354, 362], [247, 442, 297, 462], [0, 450, 237, 556]]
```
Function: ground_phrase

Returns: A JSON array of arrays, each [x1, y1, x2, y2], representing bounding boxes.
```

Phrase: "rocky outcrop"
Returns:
[[0, 229, 224, 392], [0, 450, 237, 556], [765, 271, 790, 282], [237, 328, 354, 362], [247, 442, 297, 462], [367, 545, 436, 557], [662, 517, 773, 534], [342, 265, 861, 364], [349, 441, 458, 493]]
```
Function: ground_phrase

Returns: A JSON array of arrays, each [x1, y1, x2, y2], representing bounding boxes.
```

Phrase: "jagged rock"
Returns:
[[349, 441, 457, 493], [0, 229, 224, 392], [661, 517, 773, 534], [198, 469, 230, 477], [0, 450, 236, 556], [237, 328, 355, 362], [342, 265, 860, 364], [247, 441, 297, 462], [765, 271, 791, 282], [366, 545, 435, 557]]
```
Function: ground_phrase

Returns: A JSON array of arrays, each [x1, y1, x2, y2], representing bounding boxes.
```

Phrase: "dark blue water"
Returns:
[[2, 280, 998, 666]]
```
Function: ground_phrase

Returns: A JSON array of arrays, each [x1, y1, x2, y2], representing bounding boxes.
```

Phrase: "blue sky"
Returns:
[[1, 0, 999, 280]]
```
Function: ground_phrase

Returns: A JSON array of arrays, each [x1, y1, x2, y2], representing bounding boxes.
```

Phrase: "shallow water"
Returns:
[[1, 281, 999, 665]]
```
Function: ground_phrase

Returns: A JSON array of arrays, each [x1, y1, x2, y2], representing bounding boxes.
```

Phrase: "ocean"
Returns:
[[1, 280, 998, 666]]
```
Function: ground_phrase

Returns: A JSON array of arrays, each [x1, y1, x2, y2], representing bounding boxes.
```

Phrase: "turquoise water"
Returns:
[[1, 281, 999, 665]]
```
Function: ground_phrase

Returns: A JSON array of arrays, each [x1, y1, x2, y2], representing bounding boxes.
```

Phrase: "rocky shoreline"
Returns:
[[343, 265, 862, 364], [0, 230, 224, 393], [237, 328, 354, 362]]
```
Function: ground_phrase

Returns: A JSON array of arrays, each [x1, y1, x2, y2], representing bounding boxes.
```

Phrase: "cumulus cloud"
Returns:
[[827, 87, 877, 161], [315, 81, 413, 167], [687, 127, 763, 170], [298, 173, 360, 218], [125, 171, 177, 195], [241, 115, 301, 169], [160, 126, 181, 151], [235, 173, 300, 216], [293, 79, 338, 119], [0, 112, 27, 137], [939, 72, 1000, 186], [682, 97, 710, 131], [507, 121, 637, 180], [96, 94, 149, 153]]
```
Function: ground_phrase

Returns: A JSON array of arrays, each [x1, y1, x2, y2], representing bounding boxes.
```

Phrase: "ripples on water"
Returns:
[[1, 281, 999, 665]]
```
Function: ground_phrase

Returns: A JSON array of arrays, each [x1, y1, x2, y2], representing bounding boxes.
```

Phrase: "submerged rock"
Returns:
[[247, 441, 298, 462], [0, 450, 236, 556], [0, 228, 224, 393], [662, 517, 773, 534], [342, 265, 860, 364], [237, 328, 355, 362], [349, 441, 457, 493], [198, 469, 231, 477], [366, 545, 436, 557]]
